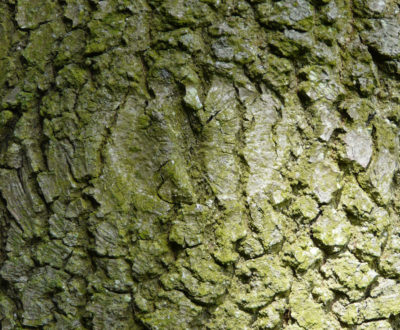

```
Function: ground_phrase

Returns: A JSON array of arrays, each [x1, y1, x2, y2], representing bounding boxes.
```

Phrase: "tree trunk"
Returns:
[[1, 0, 400, 328]]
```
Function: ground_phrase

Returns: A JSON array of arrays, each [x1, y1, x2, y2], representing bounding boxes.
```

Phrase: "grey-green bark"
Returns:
[[1, 0, 400, 328]]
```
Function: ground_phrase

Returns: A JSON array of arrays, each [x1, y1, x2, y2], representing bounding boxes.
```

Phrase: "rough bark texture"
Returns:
[[1, 0, 400, 329]]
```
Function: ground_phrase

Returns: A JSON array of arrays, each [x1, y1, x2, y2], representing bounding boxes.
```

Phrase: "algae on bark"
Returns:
[[1, 0, 400, 329]]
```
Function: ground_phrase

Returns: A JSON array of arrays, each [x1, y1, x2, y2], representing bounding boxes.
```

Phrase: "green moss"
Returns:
[[65, 251, 92, 277], [349, 227, 384, 263], [22, 20, 66, 71], [160, 0, 215, 27], [283, 233, 323, 272], [0, 110, 14, 135], [55, 29, 87, 66], [312, 207, 352, 252], [206, 300, 252, 329], [169, 204, 210, 247], [64, 0, 91, 27], [0, 292, 17, 329], [340, 177, 374, 221], [158, 158, 196, 204], [296, 159, 342, 203], [87, 292, 135, 329], [321, 251, 378, 301], [16, 0, 58, 30], [333, 279, 400, 325], [248, 202, 284, 251], [289, 282, 337, 330], [35, 240, 72, 268], [85, 13, 126, 54], [139, 290, 202, 329], [268, 30, 313, 58], [290, 195, 319, 223], [2, 0, 400, 327], [262, 54, 294, 93], [37, 172, 60, 203], [257, 0, 314, 32], [235, 255, 292, 309]]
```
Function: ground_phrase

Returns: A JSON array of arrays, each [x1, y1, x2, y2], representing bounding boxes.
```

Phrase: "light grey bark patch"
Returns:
[[343, 127, 373, 168], [361, 19, 400, 59], [367, 148, 397, 203]]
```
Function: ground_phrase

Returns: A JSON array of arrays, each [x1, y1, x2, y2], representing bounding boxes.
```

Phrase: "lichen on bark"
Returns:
[[1, 0, 400, 329]]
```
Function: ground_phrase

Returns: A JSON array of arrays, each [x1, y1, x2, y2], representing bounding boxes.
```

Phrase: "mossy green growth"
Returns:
[[64, 0, 91, 28], [259, 54, 294, 95], [161, 245, 230, 305], [289, 281, 340, 329], [268, 30, 313, 58], [37, 172, 60, 203], [372, 116, 399, 152], [238, 235, 265, 258], [340, 177, 374, 221], [4, 142, 22, 169], [0, 169, 47, 237], [0, 110, 14, 136], [312, 207, 352, 252], [22, 20, 66, 71], [290, 195, 319, 223], [298, 65, 344, 103], [16, 0, 58, 29], [139, 289, 202, 330], [295, 159, 342, 203], [56, 64, 89, 88], [153, 28, 204, 53], [321, 251, 378, 301], [169, 204, 210, 247], [349, 227, 384, 263], [65, 250, 92, 277], [253, 299, 286, 329], [93, 218, 130, 258], [360, 148, 397, 205], [214, 205, 247, 247], [2, 88, 36, 111], [55, 29, 87, 66], [20, 267, 70, 326], [158, 158, 197, 204], [87, 291, 136, 330], [339, 98, 374, 123], [0, 254, 34, 283], [333, 278, 400, 324], [235, 255, 292, 310], [160, 0, 215, 27], [0, 4, 13, 54], [130, 234, 172, 277], [0, 292, 17, 329], [205, 299, 252, 329], [283, 233, 323, 272], [379, 227, 400, 277], [35, 240, 72, 268], [248, 201, 284, 251], [2, 0, 400, 327], [257, 0, 314, 32], [123, 13, 151, 52], [85, 13, 126, 54]]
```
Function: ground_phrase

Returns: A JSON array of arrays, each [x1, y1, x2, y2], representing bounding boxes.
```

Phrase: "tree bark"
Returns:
[[1, 0, 400, 328]]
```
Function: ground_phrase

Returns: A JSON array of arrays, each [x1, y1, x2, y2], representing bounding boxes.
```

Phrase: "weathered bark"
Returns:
[[1, 0, 400, 328]]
